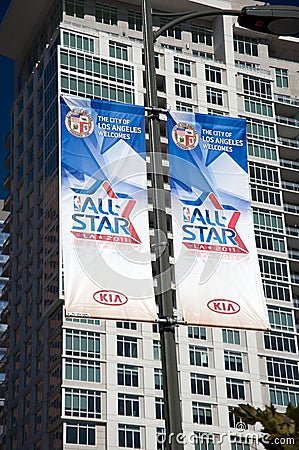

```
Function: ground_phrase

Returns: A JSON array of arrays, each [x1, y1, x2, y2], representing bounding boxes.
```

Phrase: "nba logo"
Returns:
[[73, 196, 81, 211], [183, 207, 191, 222]]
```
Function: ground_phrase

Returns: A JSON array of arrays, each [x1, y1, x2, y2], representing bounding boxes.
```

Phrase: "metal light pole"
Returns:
[[141, 1, 299, 448], [142, 1, 183, 449]]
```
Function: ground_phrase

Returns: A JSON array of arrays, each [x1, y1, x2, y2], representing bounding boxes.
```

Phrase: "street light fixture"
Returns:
[[142, 2, 299, 449]]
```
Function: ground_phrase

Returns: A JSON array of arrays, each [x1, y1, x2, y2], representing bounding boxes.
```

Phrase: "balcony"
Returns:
[[284, 203, 299, 214], [281, 181, 299, 193], [289, 250, 299, 261], [286, 226, 299, 238], [280, 159, 299, 170], [276, 115, 299, 127], [274, 93, 299, 107], [278, 137, 299, 149]]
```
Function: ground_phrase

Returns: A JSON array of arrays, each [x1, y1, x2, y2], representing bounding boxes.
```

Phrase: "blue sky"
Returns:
[[0, 0, 298, 199]]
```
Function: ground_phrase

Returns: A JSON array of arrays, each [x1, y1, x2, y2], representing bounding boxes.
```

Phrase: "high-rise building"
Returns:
[[0, 0, 298, 449], [0, 200, 9, 438]]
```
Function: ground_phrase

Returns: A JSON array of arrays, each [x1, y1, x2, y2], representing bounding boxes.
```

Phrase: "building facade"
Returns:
[[0, 0, 298, 449]]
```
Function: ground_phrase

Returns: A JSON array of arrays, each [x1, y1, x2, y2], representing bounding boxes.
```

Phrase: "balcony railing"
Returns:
[[289, 250, 299, 260], [276, 115, 299, 127], [278, 137, 299, 148], [282, 181, 299, 192], [280, 159, 299, 170], [235, 61, 271, 75], [286, 226, 299, 237], [274, 93, 299, 107], [284, 204, 299, 214]]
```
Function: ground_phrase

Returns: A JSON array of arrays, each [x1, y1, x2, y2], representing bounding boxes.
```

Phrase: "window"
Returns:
[[207, 108, 228, 116], [176, 101, 194, 112], [192, 402, 212, 425], [153, 340, 161, 360], [155, 397, 164, 419], [65, 422, 95, 445], [63, 31, 94, 53], [269, 384, 299, 406], [222, 329, 240, 345], [231, 439, 250, 450], [118, 394, 140, 417], [174, 57, 191, 76], [119, 424, 141, 448], [259, 256, 288, 282], [263, 280, 291, 302], [247, 141, 277, 161], [242, 75, 272, 99], [64, 388, 101, 419], [65, 0, 84, 18], [264, 332, 296, 353], [190, 373, 210, 395], [65, 358, 101, 382], [205, 65, 222, 83], [192, 25, 213, 45], [154, 368, 163, 390], [160, 18, 181, 39], [189, 346, 209, 367], [234, 34, 258, 56], [246, 118, 275, 143], [206, 87, 223, 105], [193, 50, 214, 60], [253, 209, 283, 233], [128, 11, 142, 31], [268, 306, 294, 332], [226, 378, 245, 400], [188, 327, 207, 340], [267, 357, 299, 384], [275, 68, 288, 88], [251, 185, 281, 206], [117, 336, 138, 358], [224, 351, 243, 372], [156, 427, 166, 450], [109, 41, 129, 61], [116, 322, 137, 330], [175, 79, 192, 98], [65, 329, 100, 358], [244, 97, 273, 116], [255, 231, 285, 253], [117, 364, 139, 387], [228, 406, 247, 429], [95, 2, 117, 25], [249, 162, 279, 187]]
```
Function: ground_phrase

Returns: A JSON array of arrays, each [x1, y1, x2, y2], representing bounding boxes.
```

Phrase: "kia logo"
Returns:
[[93, 290, 128, 306], [207, 299, 240, 314]]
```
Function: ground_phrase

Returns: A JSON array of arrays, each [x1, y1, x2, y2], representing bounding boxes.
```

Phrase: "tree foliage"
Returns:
[[233, 403, 299, 450]]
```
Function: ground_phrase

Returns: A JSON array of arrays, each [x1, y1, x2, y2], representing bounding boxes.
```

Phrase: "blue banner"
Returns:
[[168, 111, 269, 329], [60, 95, 156, 321]]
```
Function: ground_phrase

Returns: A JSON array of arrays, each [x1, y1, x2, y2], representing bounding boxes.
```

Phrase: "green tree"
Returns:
[[233, 403, 299, 450]]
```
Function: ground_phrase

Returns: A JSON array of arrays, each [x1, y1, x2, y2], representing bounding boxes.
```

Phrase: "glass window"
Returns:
[[275, 68, 289, 88], [262, 280, 291, 302], [65, 358, 101, 382], [267, 306, 294, 332], [118, 394, 140, 417], [154, 368, 163, 390], [251, 185, 281, 206], [264, 332, 296, 353], [118, 424, 141, 448], [206, 87, 223, 105], [95, 2, 117, 25], [65, 329, 101, 358], [188, 327, 207, 340], [234, 34, 258, 56], [64, 388, 102, 419], [128, 11, 142, 31], [117, 364, 139, 387], [65, 0, 84, 18], [242, 75, 272, 99], [65, 422, 95, 445], [222, 329, 240, 345], [244, 97, 273, 117], [155, 397, 164, 420], [192, 402, 213, 425], [269, 384, 299, 406], [190, 373, 210, 395], [226, 378, 245, 400], [189, 346, 209, 367], [247, 141, 277, 161], [259, 256, 288, 282], [266, 357, 299, 384], [224, 351, 243, 372], [153, 340, 161, 361], [174, 57, 191, 76], [192, 25, 213, 45], [109, 41, 129, 61], [175, 79, 192, 98], [205, 65, 222, 83], [246, 118, 275, 142], [160, 18, 181, 39], [117, 335, 138, 358]]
